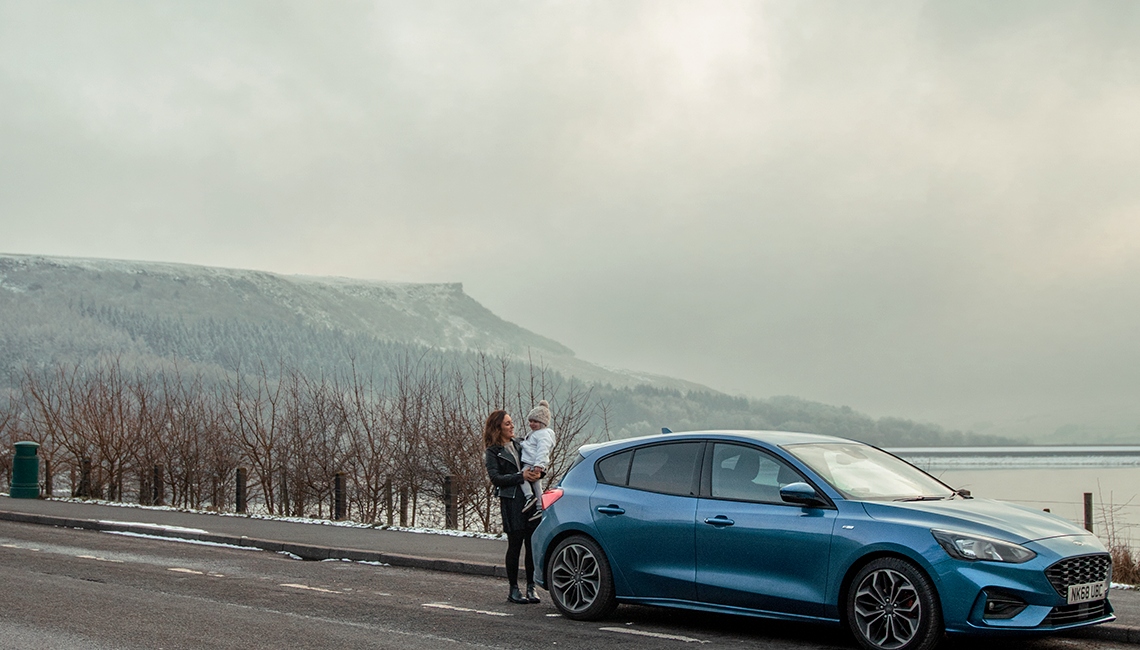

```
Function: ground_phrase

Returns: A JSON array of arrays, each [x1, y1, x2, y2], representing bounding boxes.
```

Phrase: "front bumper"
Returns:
[[937, 542, 1115, 634]]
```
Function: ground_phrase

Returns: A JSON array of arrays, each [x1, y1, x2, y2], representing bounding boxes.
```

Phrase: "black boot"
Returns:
[[508, 585, 527, 604], [526, 583, 541, 604]]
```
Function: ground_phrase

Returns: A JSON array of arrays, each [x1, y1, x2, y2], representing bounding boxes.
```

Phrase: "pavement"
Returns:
[[2, 495, 1139, 645]]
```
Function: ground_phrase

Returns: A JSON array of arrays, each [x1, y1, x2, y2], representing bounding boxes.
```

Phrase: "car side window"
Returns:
[[710, 443, 803, 503], [595, 450, 632, 486], [625, 442, 702, 496]]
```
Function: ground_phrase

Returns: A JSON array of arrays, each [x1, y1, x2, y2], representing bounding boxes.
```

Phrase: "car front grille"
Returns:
[[1044, 554, 1112, 597], [1044, 600, 1111, 627]]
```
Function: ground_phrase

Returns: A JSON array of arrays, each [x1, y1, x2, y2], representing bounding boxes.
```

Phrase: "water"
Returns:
[[890, 447, 1140, 547]]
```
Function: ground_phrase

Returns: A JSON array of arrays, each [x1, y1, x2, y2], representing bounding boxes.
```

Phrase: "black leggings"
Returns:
[[505, 530, 534, 587]]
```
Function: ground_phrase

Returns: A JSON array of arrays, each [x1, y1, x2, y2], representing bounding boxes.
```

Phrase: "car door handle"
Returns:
[[596, 505, 626, 516], [704, 515, 735, 527]]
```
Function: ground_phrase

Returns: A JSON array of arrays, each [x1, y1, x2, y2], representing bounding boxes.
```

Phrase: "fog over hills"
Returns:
[[0, 253, 1009, 446]]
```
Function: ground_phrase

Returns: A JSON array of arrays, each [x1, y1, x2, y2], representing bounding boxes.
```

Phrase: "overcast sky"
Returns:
[[3, 1, 1139, 437]]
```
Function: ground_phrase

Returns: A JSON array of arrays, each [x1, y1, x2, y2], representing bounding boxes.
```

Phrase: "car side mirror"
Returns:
[[780, 482, 827, 508]]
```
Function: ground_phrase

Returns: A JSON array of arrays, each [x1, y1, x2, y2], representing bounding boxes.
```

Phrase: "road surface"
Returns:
[[0, 520, 1128, 649]]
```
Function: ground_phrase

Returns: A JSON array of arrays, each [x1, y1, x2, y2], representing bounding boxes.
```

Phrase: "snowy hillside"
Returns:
[[0, 254, 1010, 446], [0, 253, 707, 392], [0, 254, 568, 353]]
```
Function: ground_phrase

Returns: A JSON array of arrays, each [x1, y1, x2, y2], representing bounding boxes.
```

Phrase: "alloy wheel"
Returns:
[[852, 567, 922, 650], [550, 541, 602, 614]]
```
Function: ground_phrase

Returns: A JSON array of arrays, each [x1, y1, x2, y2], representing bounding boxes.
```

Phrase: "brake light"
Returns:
[[541, 488, 564, 510]]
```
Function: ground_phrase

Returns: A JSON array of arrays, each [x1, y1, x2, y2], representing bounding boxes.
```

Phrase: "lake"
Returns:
[[890, 447, 1140, 547]]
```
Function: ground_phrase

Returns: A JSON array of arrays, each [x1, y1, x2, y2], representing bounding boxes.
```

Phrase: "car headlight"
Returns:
[[931, 529, 1036, 563]]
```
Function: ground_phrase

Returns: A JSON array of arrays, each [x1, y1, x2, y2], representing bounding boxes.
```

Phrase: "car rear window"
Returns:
[[629, 442, 703, 496], [596, 442, 703, 496], [596, 450, 632, 485]]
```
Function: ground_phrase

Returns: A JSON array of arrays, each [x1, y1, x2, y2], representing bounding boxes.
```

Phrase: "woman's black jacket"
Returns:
[[485, 442, 525, 500]]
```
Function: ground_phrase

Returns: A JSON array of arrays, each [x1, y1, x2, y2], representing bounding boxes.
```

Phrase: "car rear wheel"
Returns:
[[548, 535, 617, 620], [847, 557, 943, 650]]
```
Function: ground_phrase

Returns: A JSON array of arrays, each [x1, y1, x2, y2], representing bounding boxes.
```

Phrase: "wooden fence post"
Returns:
[[1084, 492, 1094, 532], [444, 476, 457, 529], [78, 457, 92, 498], [334, 472, 347, 521], [139, 471, 151, 506], [384, 479, 393, 526], [153, 464, 165, 506], [399, 486, 408, 527], [236, 467, 247, 514]]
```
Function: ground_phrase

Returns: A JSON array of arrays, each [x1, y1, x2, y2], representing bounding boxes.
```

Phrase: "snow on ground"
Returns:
[[102, 531, 260, 551], [98, 521, 208, 534], [45, 496, 507, 540]]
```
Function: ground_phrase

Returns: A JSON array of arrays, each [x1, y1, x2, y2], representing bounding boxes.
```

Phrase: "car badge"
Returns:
[[1073, 540, 1085, 546]]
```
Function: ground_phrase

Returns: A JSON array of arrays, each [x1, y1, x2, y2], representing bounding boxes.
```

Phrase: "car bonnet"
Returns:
[[861, 497, 1095, 544]]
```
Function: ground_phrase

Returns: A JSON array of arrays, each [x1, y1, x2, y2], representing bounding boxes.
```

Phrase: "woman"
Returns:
[[484, 409, 543, 604]]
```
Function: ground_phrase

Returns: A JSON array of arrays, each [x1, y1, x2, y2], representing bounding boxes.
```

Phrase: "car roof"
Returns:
[[577, 429, 854, 457]]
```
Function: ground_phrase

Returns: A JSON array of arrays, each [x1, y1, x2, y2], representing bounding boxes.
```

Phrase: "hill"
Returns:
[[0, 253, 1008, 446]]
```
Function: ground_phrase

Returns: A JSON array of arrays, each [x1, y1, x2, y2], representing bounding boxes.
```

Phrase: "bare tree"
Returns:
[[8, 350, 610, 532], [0, 391, 19, 491], [388, 352, 435, 526], [223, 362, 287, 514], [20, 362, 83, 497], [338, 363, 394, 524], [280, 370, 347, 518]]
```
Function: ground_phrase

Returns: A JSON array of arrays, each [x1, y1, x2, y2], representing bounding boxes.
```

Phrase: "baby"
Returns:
[[520, 399, 557, 520]]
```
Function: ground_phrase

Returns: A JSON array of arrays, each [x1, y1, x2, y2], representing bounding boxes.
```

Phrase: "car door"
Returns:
[[695, 442, 837, 617], [590, 441, 704, 602]]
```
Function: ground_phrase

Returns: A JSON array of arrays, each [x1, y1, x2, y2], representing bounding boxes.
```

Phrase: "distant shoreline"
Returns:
[[890, 446, 1140, 470]]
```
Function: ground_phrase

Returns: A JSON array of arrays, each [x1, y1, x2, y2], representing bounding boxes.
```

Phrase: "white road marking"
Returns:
[[76, 554, 124, 563], [599, 627, 709, 643], [545, 613, 561, 617], [280, 583, 342, 594], [1, 543, 40, 551], [168, 567, 204, 575], [422, 603, 511, 617]]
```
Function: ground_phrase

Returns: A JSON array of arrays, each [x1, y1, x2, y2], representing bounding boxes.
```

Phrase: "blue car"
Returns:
[[532, 430, 1114, 650]]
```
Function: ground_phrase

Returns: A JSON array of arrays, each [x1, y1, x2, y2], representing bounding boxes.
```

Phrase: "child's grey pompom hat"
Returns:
[[527, 400, 552, 427]]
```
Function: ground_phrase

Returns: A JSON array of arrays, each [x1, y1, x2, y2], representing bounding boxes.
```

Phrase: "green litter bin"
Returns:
[[11, 441, 41, 499]]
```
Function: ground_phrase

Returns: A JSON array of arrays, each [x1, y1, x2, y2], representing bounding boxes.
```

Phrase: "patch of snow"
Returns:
[[47, 496, 507, 539], [102, 531, 259, 551], [98, 521, 208, 534]]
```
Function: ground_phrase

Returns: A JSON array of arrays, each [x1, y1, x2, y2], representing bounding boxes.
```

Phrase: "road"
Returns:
[[0, 520, 1130, 650]]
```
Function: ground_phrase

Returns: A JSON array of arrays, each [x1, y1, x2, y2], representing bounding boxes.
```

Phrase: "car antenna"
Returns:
[[661, 427, 672, 434]]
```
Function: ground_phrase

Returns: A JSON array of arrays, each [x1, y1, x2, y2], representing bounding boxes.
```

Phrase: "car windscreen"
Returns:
[[782, 442, 954, 501]]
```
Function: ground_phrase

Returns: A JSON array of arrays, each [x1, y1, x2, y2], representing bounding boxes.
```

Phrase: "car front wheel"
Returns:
[[846, 557, 943, 650], [548, 535, 617, 620]]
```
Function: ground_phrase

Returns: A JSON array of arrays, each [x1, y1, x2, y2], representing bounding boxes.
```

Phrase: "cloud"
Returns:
[[2, 1, 1139, 436]]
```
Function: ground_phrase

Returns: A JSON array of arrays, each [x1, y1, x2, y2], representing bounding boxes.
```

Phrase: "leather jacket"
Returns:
[[485, 441, 525, 499]]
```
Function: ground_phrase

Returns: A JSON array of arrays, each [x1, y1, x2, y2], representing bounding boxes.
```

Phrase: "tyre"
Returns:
[[846, 557, 943, 650], [547, 535, 617, 620]]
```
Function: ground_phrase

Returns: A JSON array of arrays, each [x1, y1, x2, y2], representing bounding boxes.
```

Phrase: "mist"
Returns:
[[3, 1, 1139, 439]]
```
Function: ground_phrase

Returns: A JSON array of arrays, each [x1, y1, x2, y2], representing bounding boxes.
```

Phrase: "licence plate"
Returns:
[[1067, 580, 1108, 605]]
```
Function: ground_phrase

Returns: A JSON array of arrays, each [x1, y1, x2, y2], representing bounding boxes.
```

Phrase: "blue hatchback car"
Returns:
[[532, 430, 1114, 650]]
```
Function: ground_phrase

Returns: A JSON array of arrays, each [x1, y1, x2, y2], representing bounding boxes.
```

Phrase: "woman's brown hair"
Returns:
[[483, 409, 509, 448]]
